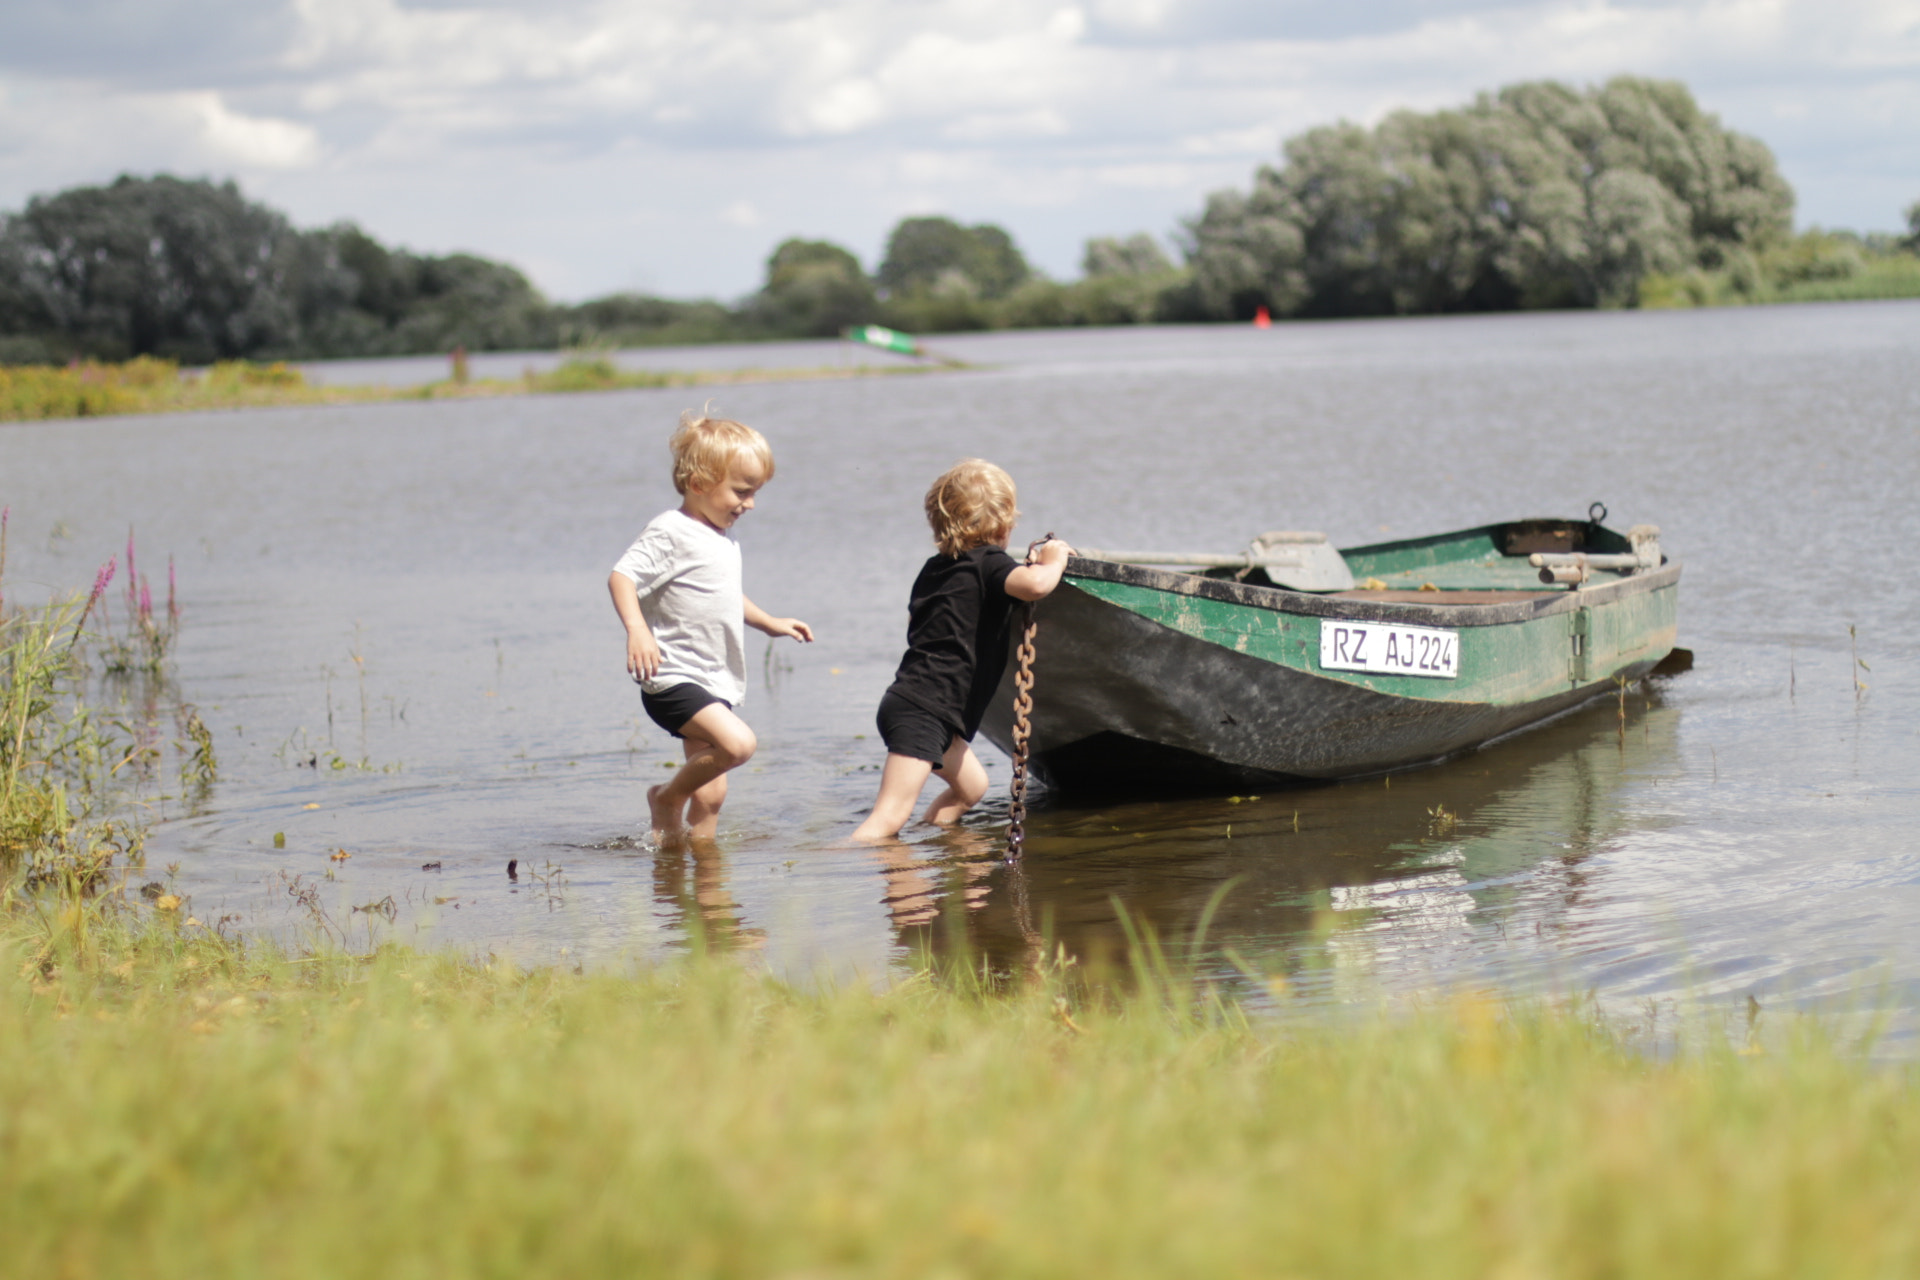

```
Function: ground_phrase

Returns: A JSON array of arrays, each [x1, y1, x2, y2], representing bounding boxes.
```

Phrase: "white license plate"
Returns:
[[1319, 620, 1459, 679]]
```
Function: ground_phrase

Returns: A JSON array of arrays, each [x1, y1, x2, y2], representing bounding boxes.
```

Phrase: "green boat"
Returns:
[[978, 513, 1680, 793]]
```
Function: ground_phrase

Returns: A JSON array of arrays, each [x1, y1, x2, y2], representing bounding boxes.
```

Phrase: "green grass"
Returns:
[[1768, 256, 1920, 303], [0, 357, 330, 421], [3, 907, 1919, 1279], [1639, 236, 1920, 310]]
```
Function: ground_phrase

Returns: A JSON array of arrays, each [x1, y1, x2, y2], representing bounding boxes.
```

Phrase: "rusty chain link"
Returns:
[[1005, 532, 1053, 863]]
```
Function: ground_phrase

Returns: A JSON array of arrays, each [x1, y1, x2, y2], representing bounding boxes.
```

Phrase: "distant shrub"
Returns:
[[206, 360, 305, 388], [525, 357, 675, 394], [530, 357, 622, 392], [0, 359, 167, 419], [878, 287, 995, 335], [991, 271, 1194, 331], [0, 358, 327, 421], [1639, 230, 1920, 308], [1771, 256, 1920, 303], [555, 296, 736, 348]]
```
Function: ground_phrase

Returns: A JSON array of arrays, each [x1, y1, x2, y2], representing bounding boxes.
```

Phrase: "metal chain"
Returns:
[[1005, 532, 1053, 863]]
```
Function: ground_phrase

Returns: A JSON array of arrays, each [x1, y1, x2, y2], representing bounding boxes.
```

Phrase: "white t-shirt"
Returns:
[[611, 508, 746, 705]]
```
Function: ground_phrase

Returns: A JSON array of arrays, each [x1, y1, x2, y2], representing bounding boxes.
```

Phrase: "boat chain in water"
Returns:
[[1005, 532, 1054, 863]]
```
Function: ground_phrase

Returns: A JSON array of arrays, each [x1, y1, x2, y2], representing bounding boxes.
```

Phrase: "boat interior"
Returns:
[[1215, 518, 1660, 597]]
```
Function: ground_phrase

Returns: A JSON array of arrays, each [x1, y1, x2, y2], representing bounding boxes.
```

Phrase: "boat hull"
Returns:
[[979, 544, 1679, 794]]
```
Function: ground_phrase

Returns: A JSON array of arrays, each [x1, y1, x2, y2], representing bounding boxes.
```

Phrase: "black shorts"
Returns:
[[876, 690, 960, 767], [642, 682, 731, 738]]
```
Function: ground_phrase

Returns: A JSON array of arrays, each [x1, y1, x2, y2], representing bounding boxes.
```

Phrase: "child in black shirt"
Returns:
[[852, 459, 1071, 842]]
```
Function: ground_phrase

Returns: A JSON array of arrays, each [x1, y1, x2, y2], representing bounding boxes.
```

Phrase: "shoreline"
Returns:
[[0, 356, 951, 425]]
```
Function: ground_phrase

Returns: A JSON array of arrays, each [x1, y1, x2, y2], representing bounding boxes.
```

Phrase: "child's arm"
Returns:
[[1005, 538, 1074, 602], [744, 596, 815, 644], [608, 571, 662, 681]]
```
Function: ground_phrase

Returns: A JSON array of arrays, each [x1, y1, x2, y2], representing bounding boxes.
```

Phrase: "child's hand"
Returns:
[[1006, 538, 1075, 602], [1033, 538, 1074, 566], [627, 630, 662, 682], [743, 597, 812, 643], [767, 617, 814, 643]]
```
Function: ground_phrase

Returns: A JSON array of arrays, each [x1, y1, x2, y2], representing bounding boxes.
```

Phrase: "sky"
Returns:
[[1, 0, 1916, 302]]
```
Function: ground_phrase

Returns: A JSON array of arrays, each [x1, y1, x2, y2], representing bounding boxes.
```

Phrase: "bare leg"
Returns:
[[851, 753, 936, 843], [682, 734, 730, 842], [921, 736, 989, 826], [649, 704, 755, 844], [645, 785, 684, 843]]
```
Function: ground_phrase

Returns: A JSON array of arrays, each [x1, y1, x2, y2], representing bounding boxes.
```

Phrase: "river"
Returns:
[[4, 303, 1917, 1032]]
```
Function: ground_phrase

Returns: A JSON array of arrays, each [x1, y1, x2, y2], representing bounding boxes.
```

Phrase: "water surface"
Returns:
[[6, 304, 1917, 1027]]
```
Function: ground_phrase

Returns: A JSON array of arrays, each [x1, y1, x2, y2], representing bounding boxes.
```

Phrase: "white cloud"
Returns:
[[1091, 0, 1177, 29], [185, 92, 322, 168], [0, 0, 1915, 297], [1088, 161, 1202, 189], [944, 110, 1071, 142], [796, 79, 888, 136]]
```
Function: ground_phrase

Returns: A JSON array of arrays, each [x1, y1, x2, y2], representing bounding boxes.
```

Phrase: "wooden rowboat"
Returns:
[[978, 513, 1680, 794]]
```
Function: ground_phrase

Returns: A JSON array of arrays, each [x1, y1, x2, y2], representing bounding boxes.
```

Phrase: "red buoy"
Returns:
[[1253, 305, 1272, 329]]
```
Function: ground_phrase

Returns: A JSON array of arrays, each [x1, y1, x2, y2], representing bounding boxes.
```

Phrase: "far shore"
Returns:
[[0, 354, 950, 424]]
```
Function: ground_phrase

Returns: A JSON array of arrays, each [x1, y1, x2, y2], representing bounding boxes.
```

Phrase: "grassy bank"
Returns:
[[0, 354, 937, 424], [1639, 233, 1920, 309], [8, 549, 1920, 1278], [5, 917, 1919, 1279]]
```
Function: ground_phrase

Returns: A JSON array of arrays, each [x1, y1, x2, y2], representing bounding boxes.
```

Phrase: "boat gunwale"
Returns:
[[1060, 555, 1682, 628]]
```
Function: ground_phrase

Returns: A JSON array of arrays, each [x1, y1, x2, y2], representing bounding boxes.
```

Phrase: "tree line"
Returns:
[[0, 176, 561, 365], [3, 76, 1917, 364]]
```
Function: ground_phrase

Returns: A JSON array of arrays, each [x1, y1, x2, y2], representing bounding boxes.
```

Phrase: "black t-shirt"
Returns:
[[885, 545, 1020, 739]]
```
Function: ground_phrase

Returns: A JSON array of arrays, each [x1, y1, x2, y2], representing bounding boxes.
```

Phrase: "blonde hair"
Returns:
[[925, 459, 1017, 556], [669, 406, 774, 495]]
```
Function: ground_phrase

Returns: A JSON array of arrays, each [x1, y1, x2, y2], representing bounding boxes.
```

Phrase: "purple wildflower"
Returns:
[[139, 576, 153, 622], [126, 528, 138, 612], [89, 556, 117, 607], [68, 554, 117, 646]]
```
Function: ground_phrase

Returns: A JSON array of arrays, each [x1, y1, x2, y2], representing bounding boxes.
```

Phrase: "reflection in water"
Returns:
[[867, 829, 997, 929], [651, 838, 764, 953], [889, 682, 1682, 1001]]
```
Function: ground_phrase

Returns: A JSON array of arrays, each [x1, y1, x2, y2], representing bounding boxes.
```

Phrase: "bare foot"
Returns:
[[648, 784, 687, 844]]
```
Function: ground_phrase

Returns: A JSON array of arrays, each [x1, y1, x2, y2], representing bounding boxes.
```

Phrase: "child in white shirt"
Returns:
[[608, 409, 812, 844]]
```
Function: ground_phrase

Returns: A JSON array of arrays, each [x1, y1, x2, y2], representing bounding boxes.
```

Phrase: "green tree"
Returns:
[[877, 217, 1030, 301], [0, 174, 305, 361], [321, 223, 417, 326], [552, 293, 734, 347], [1182, 76, 1793, 319], [1904, 199, 1920, 253], [0, 177, 566, 361], [291, 226, 553, 355], [385, 253, 553, 353], [744, 238, 877, 336], [279, 223, 389, 357], [1083, 234, 1173, 278]]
